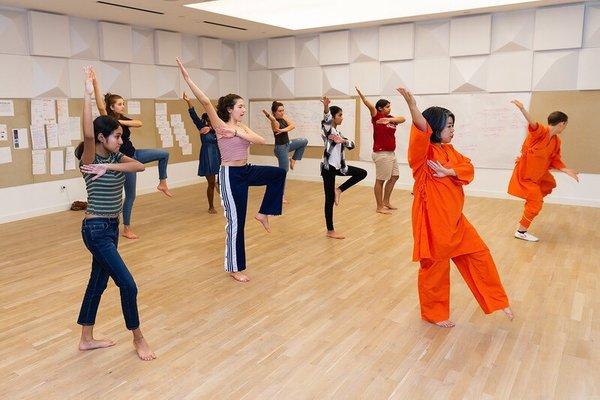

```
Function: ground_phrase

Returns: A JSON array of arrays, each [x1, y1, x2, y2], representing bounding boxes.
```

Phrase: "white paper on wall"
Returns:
[[12, 128, 29, 149], [30, 125, 47, 150], [0, 100, 15, 116], [58, 122, 70, 147], [181, 143, 192, 155], [56, 99, 69, 123], [0, 124, 8, 141], [155, 102, 167, 115], [32, 149, 46, 174], [161, 134, 173, 148], [42, 99, 56, 124], [69, 117, 81, 140], [31, 99, 45, 126], [170, 114, 182, 126], [65, 146, 76, 170], [50, 149, 64, 175], [0, 147, 12, 164], [127, 101, 141, 115], [45, 123, 59, 148]]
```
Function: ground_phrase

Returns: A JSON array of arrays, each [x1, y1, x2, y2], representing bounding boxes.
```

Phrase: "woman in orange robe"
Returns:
[[398, 88, 513, 328], [508, 100, 579, 242]]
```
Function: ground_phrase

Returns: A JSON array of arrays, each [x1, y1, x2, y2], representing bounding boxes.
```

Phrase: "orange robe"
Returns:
[[508, 123, 566, 228], [408, 123, 509, 322]]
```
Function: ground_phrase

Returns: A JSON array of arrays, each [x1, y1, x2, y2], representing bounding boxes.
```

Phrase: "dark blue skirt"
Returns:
[[198, 143, 221, 176]]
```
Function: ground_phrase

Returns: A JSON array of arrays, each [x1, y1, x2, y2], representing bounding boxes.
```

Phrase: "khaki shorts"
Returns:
[[372, 151, 399, 181]]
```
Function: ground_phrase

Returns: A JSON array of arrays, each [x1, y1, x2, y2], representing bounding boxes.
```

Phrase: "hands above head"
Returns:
[[427, 160, 456, 178], [320, 96, 331, 107], [511, 99, 524, 109], [84, 66, 94, 95], [396, 87, 416, 107]]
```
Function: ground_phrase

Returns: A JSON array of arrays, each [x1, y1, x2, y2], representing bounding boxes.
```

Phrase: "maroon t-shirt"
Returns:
[[372, 112, 397, 152]]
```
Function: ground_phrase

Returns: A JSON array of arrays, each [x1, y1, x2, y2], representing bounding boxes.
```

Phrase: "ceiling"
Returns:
[[0, 0, 584, 41]]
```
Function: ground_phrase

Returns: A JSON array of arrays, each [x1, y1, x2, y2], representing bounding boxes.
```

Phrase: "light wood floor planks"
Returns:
[[0, 180, 598, 399]]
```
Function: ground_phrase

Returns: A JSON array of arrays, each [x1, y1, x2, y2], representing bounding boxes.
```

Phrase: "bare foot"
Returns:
[[334, 188, 342, 206], [208, 208, 217, 214], [289, 158, 296, 170], [283, 197, 289, 204], [376, 207, 392, 214], [433, 320, 455, 328], [122, 228, 139, 240], [133, 337, 156, 361], [157, 183, 173, 198], [503, 307, 514, 321], [255, 214, 271, 233], [79, 338, 116, 351], [326, 230, 345, 239], [230, 271, 250, 282], [383, 204, 398, 210]]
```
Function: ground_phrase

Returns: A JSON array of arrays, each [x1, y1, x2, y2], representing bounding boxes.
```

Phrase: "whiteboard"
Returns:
[[248, 98, 357, 146], [359, 92, 532, 169]]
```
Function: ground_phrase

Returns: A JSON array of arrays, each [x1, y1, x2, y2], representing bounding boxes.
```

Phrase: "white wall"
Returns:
[[0, 6, 242, 223], [241, 2, 600, 209]]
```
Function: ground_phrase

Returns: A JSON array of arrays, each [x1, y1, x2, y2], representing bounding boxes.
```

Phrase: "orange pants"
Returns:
[[519, 197, 543, 229], [418, 249, 510, 322]]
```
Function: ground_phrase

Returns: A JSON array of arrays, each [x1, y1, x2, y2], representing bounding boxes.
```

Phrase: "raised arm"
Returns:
[[81, 67, 97, 165], [511, 100, 537, 129], [90, 68, 107, 116], [184, 92, 206, 130], [118, 118, 142, 128], [397, 88, 426, 131], [176, 57, 226, 130], [320, 96, 332, 140], [355, 86, 377, 117], [262, 109, 280, 133]]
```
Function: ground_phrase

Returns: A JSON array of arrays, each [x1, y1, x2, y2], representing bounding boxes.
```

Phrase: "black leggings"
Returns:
[[321, 165, 367, 231]]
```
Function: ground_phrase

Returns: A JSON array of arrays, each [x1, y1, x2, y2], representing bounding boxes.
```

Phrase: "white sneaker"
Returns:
[[514, 230, 539, 242]]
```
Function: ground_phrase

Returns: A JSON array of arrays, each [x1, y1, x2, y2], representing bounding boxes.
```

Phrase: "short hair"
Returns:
[[375, 99, 390, 111], [329, 106, 342, 118], [547, 111, 568, 126], [422, 106, 455, 143], [271, 101, 284, 113]]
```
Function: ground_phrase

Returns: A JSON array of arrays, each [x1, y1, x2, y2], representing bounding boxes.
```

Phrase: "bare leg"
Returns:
[[503, 307, 514, 321], [383, 176, 399, 209], [122, 225, 139, 240], [334, 187, 342, 206], [157, 179, 173, 197], [132, 328, 156, 361], [79, 325, 115, 351], [289, 157, 296, 170], [374, 180, 391, 214], [206, 175, 217, 214]]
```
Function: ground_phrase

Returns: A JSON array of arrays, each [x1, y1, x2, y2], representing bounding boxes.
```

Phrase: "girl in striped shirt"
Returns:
[[75, 67, 155, 361]]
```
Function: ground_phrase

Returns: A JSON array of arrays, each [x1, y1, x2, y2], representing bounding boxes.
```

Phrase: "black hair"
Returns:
[[422, 106, 455, 143], [201, 112, 210, 125], [271, 101, 284, 113], [375, 99, 390, 112], [74, 115, 121, 159], [217, 94, 243, 122], [547, 111, 568, 126], [329, 106, 342, 118]]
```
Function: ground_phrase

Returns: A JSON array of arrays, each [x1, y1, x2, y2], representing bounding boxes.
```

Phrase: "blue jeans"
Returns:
[[77, 218, 140, 330], [123, 148, 169, 226], [274, 138, 308, 172]]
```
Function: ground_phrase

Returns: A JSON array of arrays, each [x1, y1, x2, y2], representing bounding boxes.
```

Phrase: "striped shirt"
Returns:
[[320, 111, 355, 174], [82, 152, 125, 216]]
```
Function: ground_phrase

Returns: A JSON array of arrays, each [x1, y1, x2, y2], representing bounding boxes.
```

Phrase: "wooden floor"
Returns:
[[0, 180, 599, 399]]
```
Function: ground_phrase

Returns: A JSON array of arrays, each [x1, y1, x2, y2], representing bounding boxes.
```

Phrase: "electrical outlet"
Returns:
[[59, 185, 67, 192]]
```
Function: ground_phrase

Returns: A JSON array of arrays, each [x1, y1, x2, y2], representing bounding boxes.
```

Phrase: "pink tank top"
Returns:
[[218, 136, 251, 162]]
